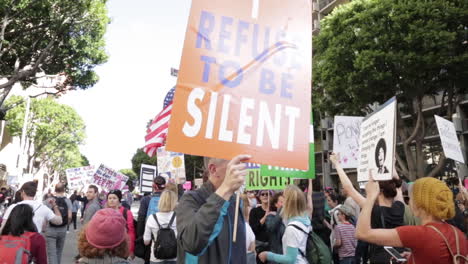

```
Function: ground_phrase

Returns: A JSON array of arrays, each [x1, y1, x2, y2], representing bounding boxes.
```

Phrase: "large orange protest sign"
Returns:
[[166, 0, 312, 170]]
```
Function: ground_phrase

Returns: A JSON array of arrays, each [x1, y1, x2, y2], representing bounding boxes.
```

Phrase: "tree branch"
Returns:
[[427, 153, 446, 178], [0, 13, 10, 53], [395, 151, 409, 177], [404, 97, 423, 146]]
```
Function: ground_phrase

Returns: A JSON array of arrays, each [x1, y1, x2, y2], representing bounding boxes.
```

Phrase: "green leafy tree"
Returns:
[[0, 0, 110, 108], [184, 154, 204, 182], [131, 148, 157, 176], [313, 0, 468, 180], [4, 95, 86, 174], [119, 168, 138, 181]]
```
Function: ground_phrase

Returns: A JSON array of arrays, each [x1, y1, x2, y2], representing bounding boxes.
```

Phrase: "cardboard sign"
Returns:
[[157, 147, 186, 184], [246, 163, 292, 190], [166, 0, 312, 170], [333, 116, 364, 168], [194, 178, 204, 188], [260, 123, 315, 178], [65, 165, 96, 190], [358, 97, 397, 182], [435, 115, 465, 163], [92, 164, 129, 191], [140, 164, 157, 193]]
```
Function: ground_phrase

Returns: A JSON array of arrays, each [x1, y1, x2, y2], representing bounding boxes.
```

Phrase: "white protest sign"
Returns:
[[65, 165, 96, 190], [157, 146, 186, 184], [358, 98, 397, 182], [92, 164, 129, 191], [435, 115, 465, 163], [140, 164, 157, 193], [333, 116, 364, 168]]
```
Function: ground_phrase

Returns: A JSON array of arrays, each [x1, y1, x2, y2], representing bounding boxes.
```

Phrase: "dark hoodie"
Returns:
[[175, 181, 246, 264]]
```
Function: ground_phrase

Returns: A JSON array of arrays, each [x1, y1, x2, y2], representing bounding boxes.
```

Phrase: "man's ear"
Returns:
[[208, 163, 217, 175]]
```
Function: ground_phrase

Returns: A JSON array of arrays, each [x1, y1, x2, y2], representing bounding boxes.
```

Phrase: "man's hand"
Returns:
[[216, 154, 251, 200]]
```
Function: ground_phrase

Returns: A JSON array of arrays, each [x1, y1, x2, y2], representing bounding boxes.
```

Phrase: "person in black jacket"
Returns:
[[249, 190, 272, 263], [136, 176, 166, 264]]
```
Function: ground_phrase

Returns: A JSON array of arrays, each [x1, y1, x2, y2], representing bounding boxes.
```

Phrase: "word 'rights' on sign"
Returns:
[[166, 0, 312, 170]]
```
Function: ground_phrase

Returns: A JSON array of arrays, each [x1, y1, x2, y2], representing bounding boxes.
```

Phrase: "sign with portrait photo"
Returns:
[[358, 97, 397, 182]]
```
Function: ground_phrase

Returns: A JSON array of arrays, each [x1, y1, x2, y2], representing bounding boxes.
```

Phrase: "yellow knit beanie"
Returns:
[[412, 177, 455, 220]]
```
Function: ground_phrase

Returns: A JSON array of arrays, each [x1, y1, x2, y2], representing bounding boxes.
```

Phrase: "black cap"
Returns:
[[107, 189, 122, 202], [154, 176, 166, 189]]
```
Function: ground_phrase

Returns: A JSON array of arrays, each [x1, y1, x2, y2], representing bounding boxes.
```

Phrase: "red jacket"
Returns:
[[119, 206, 136, 253]]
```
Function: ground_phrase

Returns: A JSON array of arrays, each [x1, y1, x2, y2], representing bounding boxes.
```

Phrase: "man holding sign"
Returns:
[[176, 154, 250, 264]]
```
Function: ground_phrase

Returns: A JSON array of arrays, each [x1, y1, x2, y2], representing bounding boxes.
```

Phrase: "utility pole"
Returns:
[[17, 96, 31, 179]]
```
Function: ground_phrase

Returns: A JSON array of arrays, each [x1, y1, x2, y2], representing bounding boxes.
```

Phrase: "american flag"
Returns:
[[143, 87, 175, 157]]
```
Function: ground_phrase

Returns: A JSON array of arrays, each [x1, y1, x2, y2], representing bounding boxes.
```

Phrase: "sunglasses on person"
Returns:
[[260, 192, 269, 197]]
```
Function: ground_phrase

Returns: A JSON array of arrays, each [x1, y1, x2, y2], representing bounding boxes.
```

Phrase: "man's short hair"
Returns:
[[88, 185, 99, 194], [55, 183, 65, 193], [203, 157, 227, 170], [21, 181, 37, 197]]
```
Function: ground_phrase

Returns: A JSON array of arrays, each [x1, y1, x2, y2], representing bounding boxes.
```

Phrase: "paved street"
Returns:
[[61, 201, 144, 263]]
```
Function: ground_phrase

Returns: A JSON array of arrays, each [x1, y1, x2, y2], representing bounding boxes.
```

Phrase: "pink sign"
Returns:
[[182, 181, 192, 191]]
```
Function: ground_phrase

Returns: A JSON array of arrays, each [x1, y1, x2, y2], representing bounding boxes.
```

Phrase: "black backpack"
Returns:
[[152, 212, 177, 259], [50, 197, 68, 228]]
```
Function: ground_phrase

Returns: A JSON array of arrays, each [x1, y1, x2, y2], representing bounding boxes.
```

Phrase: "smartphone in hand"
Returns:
[[384, 246, 406, 262]]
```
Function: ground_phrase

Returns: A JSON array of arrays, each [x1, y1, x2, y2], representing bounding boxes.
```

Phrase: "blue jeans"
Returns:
[[340, 256, 355, 264], [45, 228, 67, 264]]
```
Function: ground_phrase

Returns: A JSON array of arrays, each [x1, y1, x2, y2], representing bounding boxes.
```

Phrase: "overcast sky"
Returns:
[[59, 0, 192, 170]]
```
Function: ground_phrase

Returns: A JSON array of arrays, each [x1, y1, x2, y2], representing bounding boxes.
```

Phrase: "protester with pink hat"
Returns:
[[77, 208, 130, 264]]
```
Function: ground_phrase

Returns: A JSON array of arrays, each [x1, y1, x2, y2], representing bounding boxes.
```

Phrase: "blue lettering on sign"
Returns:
[[196, 11, 215, 50], [274, 30, 287, 66], [194, 11, 302, 98], [252, 24, 271, 59], [259, 68, 275, 94], [280, 73, 293, 99], [200, 55, 216, 82], [235, 20, 250, 56], [218, 16, 233, 54], [220, 60, 243, 88]]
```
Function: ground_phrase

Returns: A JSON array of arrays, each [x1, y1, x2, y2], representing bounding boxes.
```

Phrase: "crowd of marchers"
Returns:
[[0, 153, 467, 264]]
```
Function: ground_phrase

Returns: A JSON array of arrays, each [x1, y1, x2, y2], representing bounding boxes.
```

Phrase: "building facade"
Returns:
[[311, 0, 468, 188]]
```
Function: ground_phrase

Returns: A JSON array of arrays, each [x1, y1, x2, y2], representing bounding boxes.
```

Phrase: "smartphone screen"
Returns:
[[384, 247, 406, 262]]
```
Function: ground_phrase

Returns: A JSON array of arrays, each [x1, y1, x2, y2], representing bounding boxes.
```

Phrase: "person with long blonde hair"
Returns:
[[259, 184, 312, 264], [144, 190, 178, 264]]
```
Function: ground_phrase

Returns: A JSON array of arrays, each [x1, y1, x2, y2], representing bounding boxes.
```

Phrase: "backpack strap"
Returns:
[[123, 207, 128, 221], [152, 213, 162, 229], [288, 224, 309, 259], [427, 224, 468, 263], [167, 212, 176, 228], [34, 204, 42, 213]]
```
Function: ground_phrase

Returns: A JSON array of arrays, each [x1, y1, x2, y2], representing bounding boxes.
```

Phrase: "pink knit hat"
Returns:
[[85, 208, 127, 249]]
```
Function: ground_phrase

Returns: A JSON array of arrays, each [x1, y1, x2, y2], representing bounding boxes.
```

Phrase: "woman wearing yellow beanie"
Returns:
[[356, 175, 468, 264]]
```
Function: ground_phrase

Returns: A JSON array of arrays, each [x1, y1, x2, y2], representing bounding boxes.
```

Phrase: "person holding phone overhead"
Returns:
[[330, 153, 404, 264], [356, 174, 468, 264]]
